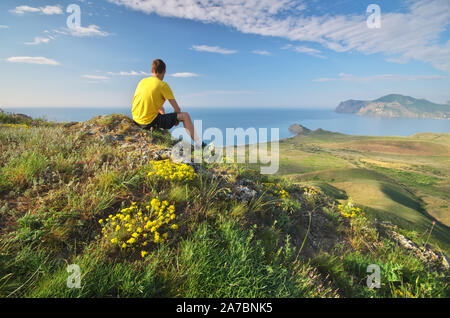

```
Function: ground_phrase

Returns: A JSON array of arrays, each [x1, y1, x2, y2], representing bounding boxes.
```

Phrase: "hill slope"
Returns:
[[0, 113, 448, 298], [276, 126, 450, 252], [335, 94, 450, 119]]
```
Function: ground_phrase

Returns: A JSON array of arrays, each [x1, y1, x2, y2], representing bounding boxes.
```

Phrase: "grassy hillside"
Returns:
[[277, 129, 450, 255], [0, 114, 448, 298]]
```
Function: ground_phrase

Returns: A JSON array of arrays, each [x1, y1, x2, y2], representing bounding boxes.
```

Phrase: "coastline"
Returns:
[[2, 107, 450, 144]]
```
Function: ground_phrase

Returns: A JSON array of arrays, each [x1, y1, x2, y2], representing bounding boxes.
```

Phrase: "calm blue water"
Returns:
[[3, 107, 450, 146]]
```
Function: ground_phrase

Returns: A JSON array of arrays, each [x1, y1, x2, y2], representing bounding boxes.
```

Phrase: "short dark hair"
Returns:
[[151, 59, 166, 75]]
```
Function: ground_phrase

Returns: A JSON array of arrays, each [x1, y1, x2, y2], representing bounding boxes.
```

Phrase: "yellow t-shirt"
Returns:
[[132, 77, 175, 125]]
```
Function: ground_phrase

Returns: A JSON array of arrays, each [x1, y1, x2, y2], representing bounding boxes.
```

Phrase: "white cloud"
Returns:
[[312, 77, 336, 83], [282, 44, 326, 59], [50, 29, 69, 35], [313, 72, 447, 83], [10, 6, 40, 14], [6, 56, 60, 66], [82, 75, 110, 80], [170, 72, 200, 78], [0, 25, 9, 29], [191, 45, 237, 55], [253, 50, 271, 56], [107, 70, 150, 76], [41, 5, 64, 15], [11, 5, 63, 15], [68, 25, 109, 37], [109, 0, 450, 72], [108, 70, 200, 77], [386, 57, 410, 64], [25, 37, 51, 45]]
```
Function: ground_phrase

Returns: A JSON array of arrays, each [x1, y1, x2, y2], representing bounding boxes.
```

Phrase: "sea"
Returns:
[[3, 107, 450, 146]]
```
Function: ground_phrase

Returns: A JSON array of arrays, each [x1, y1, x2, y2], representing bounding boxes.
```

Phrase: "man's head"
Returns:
[[151, 59, 166, 78]]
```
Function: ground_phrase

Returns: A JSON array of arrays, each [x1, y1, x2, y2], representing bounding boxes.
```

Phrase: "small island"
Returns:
[[335, 94, 450, 119]]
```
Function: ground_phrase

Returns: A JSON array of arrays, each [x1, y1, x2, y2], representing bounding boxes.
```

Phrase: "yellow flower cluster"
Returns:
[[0, 123, 31, 129], [98, 199, 178, 258], [394, 289, 416, 298], [303, 186, 320, 196], [337, 199, 362, 218], [147, 159, 197, 182], [263, 182, 290, 199]]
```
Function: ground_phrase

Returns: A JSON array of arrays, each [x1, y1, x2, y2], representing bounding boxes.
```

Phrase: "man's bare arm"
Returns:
[[168, 99, 181, 113]]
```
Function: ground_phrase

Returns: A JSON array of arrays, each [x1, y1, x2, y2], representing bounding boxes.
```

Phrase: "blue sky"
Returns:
[[0, 0, 449, 108]]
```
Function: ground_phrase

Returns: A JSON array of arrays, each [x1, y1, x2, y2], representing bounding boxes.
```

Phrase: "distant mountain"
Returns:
[[335, 94, 450, 119]]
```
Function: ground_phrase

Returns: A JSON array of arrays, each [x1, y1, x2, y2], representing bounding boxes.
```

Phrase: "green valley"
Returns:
[[276, 127, 450, 253]]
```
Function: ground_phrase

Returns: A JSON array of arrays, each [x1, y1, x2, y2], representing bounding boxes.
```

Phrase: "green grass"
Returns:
[[279, 153, 351, 174], [0, 113, 448, 298], [176, 220, 328, 297], [19, 220, 336, 298], [279, 132, 450, 254]]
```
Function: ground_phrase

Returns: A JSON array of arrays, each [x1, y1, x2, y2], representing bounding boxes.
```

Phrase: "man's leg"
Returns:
[[177, 112, 200, 143]]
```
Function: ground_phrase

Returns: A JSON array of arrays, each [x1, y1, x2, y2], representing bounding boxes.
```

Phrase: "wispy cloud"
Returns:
[[170, 72, 200, 78], [106, 71, 199, 77], [109, 0, 450, 72], [42, 26, 109, 40], [107, 70, 150, 76], [68, 25, 109, 37], [83, 75, 110, 81], [191, 45, 237, 55], [282, 44, 326, 59], [11, 5, 63, 15], [313, 72, 447, 83], [25, 37, 51, 45], [6, 56, 60, 66], [46, 29, 69, 36], [0, 25, 9, 29], [252, 50, 271, 56]]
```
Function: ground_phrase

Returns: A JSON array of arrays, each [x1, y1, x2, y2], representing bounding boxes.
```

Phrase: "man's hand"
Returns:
[[159, 107, 165, 115]]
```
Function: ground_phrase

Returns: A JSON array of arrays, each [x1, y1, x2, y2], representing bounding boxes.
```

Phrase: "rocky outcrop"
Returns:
[[377, 222, 449, 273], [68, 114, 176, 168], [288, 124, 338, 137], [13, 113, 33, 121], [289, 124, 311, 135]]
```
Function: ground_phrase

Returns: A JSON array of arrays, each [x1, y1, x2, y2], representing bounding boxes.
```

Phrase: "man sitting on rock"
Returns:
[[132, 59, 206, 149]]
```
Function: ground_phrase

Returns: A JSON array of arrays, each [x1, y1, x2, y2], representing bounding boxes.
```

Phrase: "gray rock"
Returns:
[[289, 124, 311, 135], [119, 143, 134, 150], [235, 185, 257, 202], [13, 113, 33, 120], [113, 134, 125, 141], [378, 222, 449, 272], [102, 135, 114, 144]]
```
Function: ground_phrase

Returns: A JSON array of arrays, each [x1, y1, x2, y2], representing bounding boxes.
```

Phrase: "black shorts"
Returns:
[[134, 113, 179, 130]]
